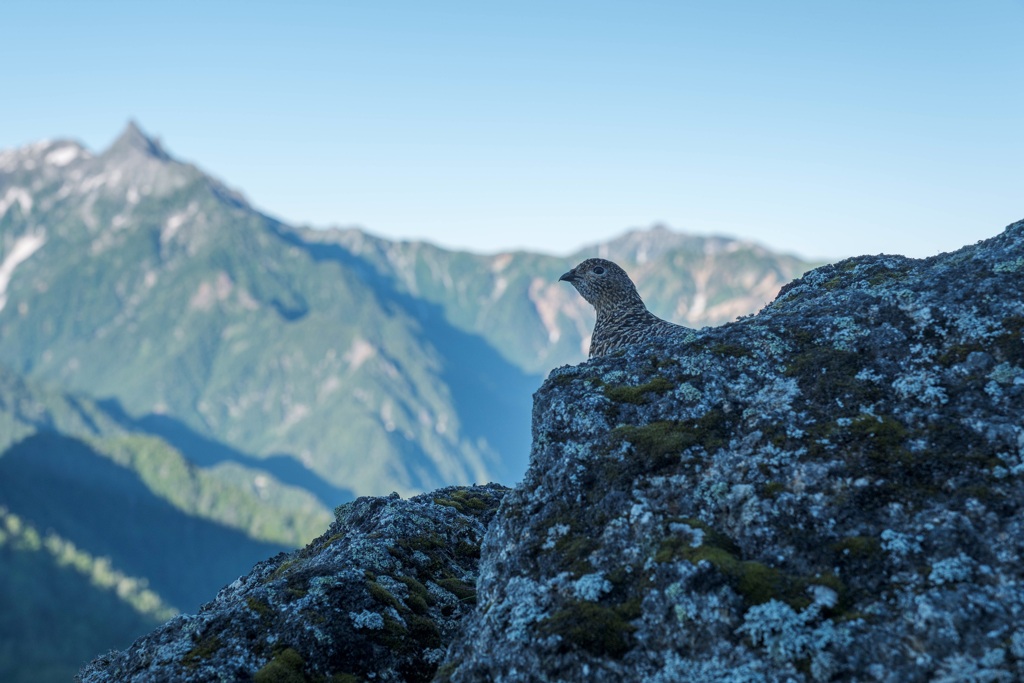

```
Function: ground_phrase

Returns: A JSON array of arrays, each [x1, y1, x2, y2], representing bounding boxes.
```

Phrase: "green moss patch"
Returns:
[[405, 612, 442, 649], [436, 577, 476, 604], [831, 535, 881, 560], [603, 377, 674, 404], [434, 661, 460, 682], [247, 596, 273, 619], [373, 614, 419, 660], [940, 315, 1024, 366], [432, 489, 491, 514], [541, 600, 638, 658], [181, 634, 223, 669], [709, 343, 751, 358], [655, 520, 846, 612], [613, 408, 735, 476], [268, 557, 301, 581], [367, 581, 402, 611], [254, 647, 307, 683], [992, 315, 1024, 364], [836, 414, 1002, 507], [361, 568, 464, 679], [388, 534, 447, 571], [330, 674, 362, 683], [554, 532, 599, 576], [656, 518, 740, 560], [396, 575, 434, 613], [867, 266, 908, 286], [852, 415, 910, 463], [454, 540, 481, 560], [784, 342, 880, 415], [612, 422, 688, 475]]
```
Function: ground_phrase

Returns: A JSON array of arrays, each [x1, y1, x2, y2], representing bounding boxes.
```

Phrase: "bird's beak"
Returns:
[[559, 269, 576, 282]]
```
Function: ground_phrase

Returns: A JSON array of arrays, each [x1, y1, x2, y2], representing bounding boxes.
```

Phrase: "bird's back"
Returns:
[[590, 308, 690, 357]]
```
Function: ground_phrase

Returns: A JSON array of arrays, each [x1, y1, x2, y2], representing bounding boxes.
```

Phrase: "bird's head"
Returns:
[[559, 258, 646, 312]]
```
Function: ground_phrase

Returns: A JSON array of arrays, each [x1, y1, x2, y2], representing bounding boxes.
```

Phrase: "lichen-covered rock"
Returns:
[[76, 484, 507, 683], [443, 220, 1024, 682], [77, 220, 1024, 683]]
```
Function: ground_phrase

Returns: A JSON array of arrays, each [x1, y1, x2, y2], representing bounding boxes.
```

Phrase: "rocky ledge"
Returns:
[[81, 219, 1024, 682], [77, 485, 508, 682]]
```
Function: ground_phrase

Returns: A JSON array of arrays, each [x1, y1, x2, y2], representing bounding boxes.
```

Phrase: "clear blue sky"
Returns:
[[2, 1, 1022, 260]]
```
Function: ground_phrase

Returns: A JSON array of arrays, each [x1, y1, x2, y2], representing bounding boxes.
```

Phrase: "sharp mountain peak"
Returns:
[[103, 120, 172, 162], [91, 121, 253, 211]]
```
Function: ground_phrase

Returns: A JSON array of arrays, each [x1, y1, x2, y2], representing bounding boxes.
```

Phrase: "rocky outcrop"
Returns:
[[77, 485, 507, 682], [445, 220, 1024, 681], [80, 219, 1024, 682]]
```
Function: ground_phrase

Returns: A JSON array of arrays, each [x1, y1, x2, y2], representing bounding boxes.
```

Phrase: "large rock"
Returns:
[[77, 484, 507, 682], [80, 219, 1024, 682], [444, 219, 1024, 681]]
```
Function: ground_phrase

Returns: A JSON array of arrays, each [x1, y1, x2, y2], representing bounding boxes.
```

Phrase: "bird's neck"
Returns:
[[596, 295, 649, 322]]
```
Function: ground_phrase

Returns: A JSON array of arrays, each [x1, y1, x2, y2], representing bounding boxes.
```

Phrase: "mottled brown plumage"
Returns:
[[560, 258, 693, 357]]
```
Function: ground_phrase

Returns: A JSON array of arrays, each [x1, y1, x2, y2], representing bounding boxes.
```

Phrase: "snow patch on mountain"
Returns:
[[45, 145, 85, 167], [344, 337, 377, 372], [0, 232, 46, 312], [0, 187, 33, 217], [162, 202, 198, 245]]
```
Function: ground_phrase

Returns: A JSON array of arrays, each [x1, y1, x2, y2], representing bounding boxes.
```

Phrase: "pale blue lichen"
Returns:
[[572, 573, 611, 601], [929, 553, 976, 586], [645, 652, 768, 683], [855, 367, 884, 383], [736, 599, 853, 682], [988, 363, 1023, 385], [933, 652, 1014, 683], [880, 529, 922, 558], [675, 382, 703, 403], [1010, 630, 1024, 659], [993, 257, 1024, 273], [541, 523, 570, 550], [892, 370, 949, 405]]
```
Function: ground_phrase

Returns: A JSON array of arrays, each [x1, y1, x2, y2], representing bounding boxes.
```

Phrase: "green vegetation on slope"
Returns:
[[0, 364, 332, 683], [0, 364, 330, 547], [0, 507, 171, 683]]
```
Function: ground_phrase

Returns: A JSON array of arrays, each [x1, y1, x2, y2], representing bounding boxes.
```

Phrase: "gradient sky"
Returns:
[[2, 1, 1022, 260]]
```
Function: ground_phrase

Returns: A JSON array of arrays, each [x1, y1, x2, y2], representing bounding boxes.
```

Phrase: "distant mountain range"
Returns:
[[0, 122, 822, 681]]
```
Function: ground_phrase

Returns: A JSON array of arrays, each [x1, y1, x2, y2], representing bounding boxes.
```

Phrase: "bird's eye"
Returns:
[[593, 266, 605, 275]]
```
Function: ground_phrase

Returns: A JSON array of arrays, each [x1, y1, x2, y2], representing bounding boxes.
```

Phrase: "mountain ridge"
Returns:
[[0, 121, 820, 497]]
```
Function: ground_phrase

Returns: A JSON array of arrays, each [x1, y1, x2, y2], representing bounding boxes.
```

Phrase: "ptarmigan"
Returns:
[[560, 258, 693, 357]]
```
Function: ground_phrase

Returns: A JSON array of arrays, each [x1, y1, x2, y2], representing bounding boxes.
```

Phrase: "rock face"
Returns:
[[80, 219, 1024, 682], [445, 220, 1024, 681], [77, 485, 508, 683]]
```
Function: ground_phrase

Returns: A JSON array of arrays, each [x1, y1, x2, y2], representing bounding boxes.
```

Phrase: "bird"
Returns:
[[559, 257, 693, 358]]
